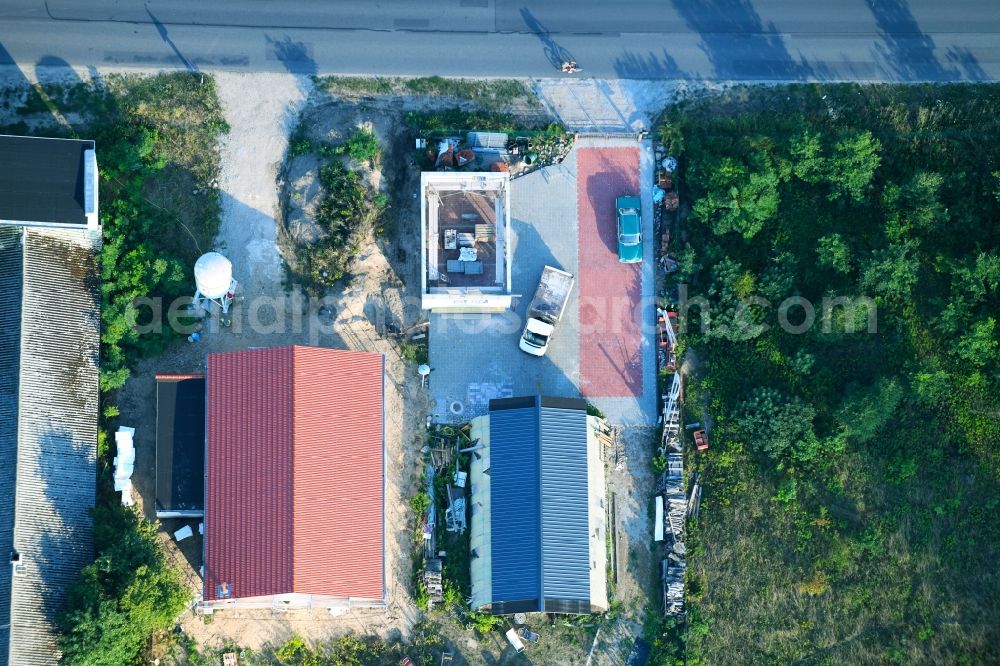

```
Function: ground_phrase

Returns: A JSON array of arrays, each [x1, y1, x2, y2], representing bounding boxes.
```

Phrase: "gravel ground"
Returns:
[[212, 72, 308, 296]]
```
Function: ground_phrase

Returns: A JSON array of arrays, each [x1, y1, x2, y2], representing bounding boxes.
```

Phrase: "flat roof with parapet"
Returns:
[[420, 172, 512, 311], [0, 135, 99, 229]]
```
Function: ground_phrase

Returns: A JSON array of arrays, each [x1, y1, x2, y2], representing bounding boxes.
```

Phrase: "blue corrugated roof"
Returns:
[[488, 396, 592, 613], [539, 403, 591, 605], [488, 400, 540, 607]]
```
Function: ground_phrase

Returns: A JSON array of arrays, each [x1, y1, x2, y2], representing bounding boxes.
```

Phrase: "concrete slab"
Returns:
[[429, 138, 657, 426]]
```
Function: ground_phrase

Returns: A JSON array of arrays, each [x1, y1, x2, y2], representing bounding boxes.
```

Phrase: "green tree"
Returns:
[[692, 154, 780, 240], [816, 233, 852, 274], [957, 318, 999, 367], [790, 130, 826, 184], [733, 388, 820, 462], [837, 378, 905, 445], [861, 241, 921, 303], [826, 131, 881, 202]]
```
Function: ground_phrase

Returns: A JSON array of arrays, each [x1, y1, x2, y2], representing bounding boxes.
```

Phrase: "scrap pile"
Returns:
[[653, 139, 689, 617], [657, 308, 678, 373], [653, 151, 680, 276], [658, 453, 687, 616], [422, 557, 444, 609], [594, 416, 625, 469], [419, 129, 572, 177], [660, 372, 681, 456]]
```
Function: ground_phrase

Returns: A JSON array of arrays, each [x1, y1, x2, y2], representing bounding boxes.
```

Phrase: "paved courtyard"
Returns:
[[428, 137, 655, 425]]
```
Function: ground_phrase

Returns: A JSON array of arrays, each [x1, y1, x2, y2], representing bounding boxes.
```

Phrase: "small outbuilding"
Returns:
[[468, 396, 608, 615]]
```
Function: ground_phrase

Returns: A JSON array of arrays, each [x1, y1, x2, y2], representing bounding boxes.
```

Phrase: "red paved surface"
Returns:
[[205, 346, 384, 602], [577, 147, 644, 398]]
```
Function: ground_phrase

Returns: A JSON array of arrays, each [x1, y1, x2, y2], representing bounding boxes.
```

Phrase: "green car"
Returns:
[[616, 195, 642, 263]]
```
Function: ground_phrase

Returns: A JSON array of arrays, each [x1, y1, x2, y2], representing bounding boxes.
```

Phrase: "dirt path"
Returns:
[[212, 72, 310, 296]]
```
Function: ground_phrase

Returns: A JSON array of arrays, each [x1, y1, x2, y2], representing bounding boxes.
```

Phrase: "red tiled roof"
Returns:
[[204, 346, 384, 602]]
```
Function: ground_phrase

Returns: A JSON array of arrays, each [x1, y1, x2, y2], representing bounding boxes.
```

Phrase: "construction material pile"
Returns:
[[658, 450, 687, 616]]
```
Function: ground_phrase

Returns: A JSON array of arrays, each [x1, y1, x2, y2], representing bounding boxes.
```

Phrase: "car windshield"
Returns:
[[621, 234, 640, 245], [523, 329, 549, 347]]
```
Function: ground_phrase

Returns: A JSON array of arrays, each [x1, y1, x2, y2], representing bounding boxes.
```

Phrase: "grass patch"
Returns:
[[299, 159, 385, 289], [317, 75, 537, 110], [400, 339, 429, 366]]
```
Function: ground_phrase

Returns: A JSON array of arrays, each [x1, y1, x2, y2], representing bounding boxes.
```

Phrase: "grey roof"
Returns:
[[0, 228, 23, 664], [488, 396, 592, 614], [0, 136, 95, 226], [0, 227, 99, 666]]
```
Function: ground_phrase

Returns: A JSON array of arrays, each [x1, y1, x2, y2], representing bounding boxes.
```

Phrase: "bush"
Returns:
[[343, 128, 380, 165], [58, 506, 190, 665]]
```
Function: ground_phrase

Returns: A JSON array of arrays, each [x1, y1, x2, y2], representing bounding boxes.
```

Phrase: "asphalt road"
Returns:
[[0, 0, 997, 80]]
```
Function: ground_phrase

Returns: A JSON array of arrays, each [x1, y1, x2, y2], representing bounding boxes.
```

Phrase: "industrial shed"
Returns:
[[0, 135, 101, 666], [0, 227, 100, 665], [468, 396, 608, 615], [201, 346, 386, 611]]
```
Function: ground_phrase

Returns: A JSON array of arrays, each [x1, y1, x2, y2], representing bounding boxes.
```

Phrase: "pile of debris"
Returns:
[[657, 451, 687, 616], [660, 371, 682, 456], [594, 416, 625, 470], [419, 130, 573, 177], [653, 149, 681, 276], [422, 557, 444, 609], [657, 308, 678, 374], [416, 422, 475, 609]]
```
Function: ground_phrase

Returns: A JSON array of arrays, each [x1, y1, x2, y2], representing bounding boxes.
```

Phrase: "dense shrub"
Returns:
[[656, 83, 1000, 664]]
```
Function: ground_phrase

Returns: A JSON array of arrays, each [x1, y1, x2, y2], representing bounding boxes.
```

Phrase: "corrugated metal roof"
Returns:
[[0, 227, 23, 665], [204, 346, 384, 602], [292, 347, 384, 599], [539, 399, 591, 610], [4, 228, 99, 666], [486, 396, 593, 614], [488, 397, 541, 611]]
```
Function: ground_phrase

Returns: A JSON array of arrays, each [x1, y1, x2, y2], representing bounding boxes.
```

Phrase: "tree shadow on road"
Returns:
[[866, 0, 990, 81], [146, 6, 198, 73], [614, 49, 690, 81], [668, 0, 818, 80]]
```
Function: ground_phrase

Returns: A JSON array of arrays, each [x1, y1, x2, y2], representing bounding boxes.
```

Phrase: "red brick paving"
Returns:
[[577, 147, 643, 398]]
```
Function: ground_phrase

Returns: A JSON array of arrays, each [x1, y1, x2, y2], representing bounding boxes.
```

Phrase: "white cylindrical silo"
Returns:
[[193, 252, 233, 300]]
